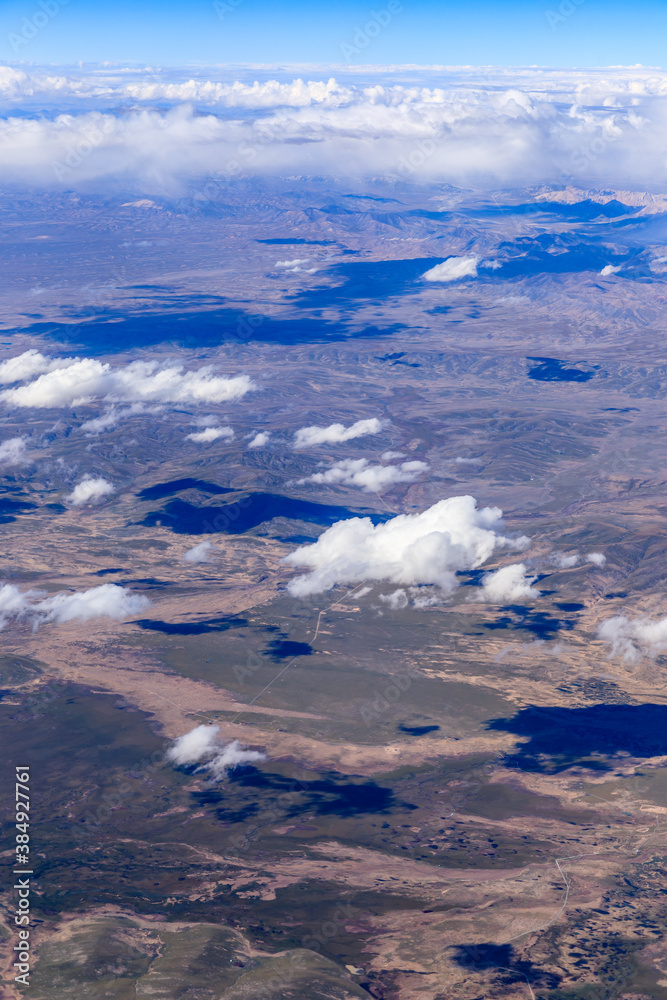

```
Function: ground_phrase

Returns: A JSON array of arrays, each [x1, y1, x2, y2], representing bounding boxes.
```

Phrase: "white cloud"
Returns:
[[36, 584, 150, 624], [598, 614, 667, 662], [275, 257, 317, 273], [0, 352, 254, 409], [5, 68, 667, 192], [283, 495, 529, 598], [586, 551, 606, 566], [380, 588, 409, 609], [80, 407, 123, 435], [186, 425, 234, 443], [65, 476, 115, 506], [248, 431, 270, 448], [422, 256, 479, 282], [600, 264, 622, 276], [124, 77, 350, 108], [183, 541, 216, 564], [0, 349, 71, 384], [553, 552, 580, 569], [294, 417, 383, 448], [381, 450, 405, 460], [166, 724, 265, 780], [295, 457, 428, 493], [0, 582, 149, 629], [477, 563, 540, 603], [0, 437, 29, 465], [79, 403, 157, 435], [0, 584, 32, 628]]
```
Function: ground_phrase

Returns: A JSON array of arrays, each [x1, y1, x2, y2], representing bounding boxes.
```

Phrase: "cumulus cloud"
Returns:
[[295, 457, 428, 492], [275, 257, 317, 273], [0, 584, 32, 628], [183, 541, 216, 564], [552, 550, 606, 569], [0, 437, 29, 465], [65, 476, 115, 506], [0, 582, 149, 630], [380, 588, 409, 610], [477, 563, 540, 603], [248, 431, 270, 448], [166, 724, 265, 780], [283, 495, 529, 598], [600, 264, 622, 276], [422, 256, 479, 282], [598, 615, 667, 662], [35, 584, 150, 624], [553, 552, 580, 569], [186, 425, 234, 443], [294, 417, 383, 448], [0, 349, 70, 384], [0, 352, 254, 409]]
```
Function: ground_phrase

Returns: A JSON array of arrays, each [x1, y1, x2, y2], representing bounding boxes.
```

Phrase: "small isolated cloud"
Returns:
[[0, 583, 32, 628], [65, 476, 115, 506], [0, 437, 29, 465], [0, 352, 254, 409], [35, 584, 150, 624], [186, 425, 234, 443], [598, 615, 667, 662], [552, 550, 605, 569], [553, 552, 580, 569], [477, 563, 540, 603], [275, 258, 317, 273], [380, 588, 409, 610], [283, 495, 529, 598], [600, 264, 622, 276], [248, 431, 270, 448], [296, 457, 428, 493], [422, 256, 479, 282], [183, 541, 216, 564], [166, 724, 265, 781], [294, 417, 383, 448]]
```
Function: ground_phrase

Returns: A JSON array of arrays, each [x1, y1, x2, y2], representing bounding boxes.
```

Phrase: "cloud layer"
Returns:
[[283, 495, 529, 598], [3, 66, 667, 191]]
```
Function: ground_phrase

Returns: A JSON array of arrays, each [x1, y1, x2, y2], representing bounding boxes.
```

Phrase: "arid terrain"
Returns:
[[1, 179, 667, 999]]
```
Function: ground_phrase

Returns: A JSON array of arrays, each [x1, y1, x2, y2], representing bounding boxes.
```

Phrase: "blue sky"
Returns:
[[2, 0, 667, 68]]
